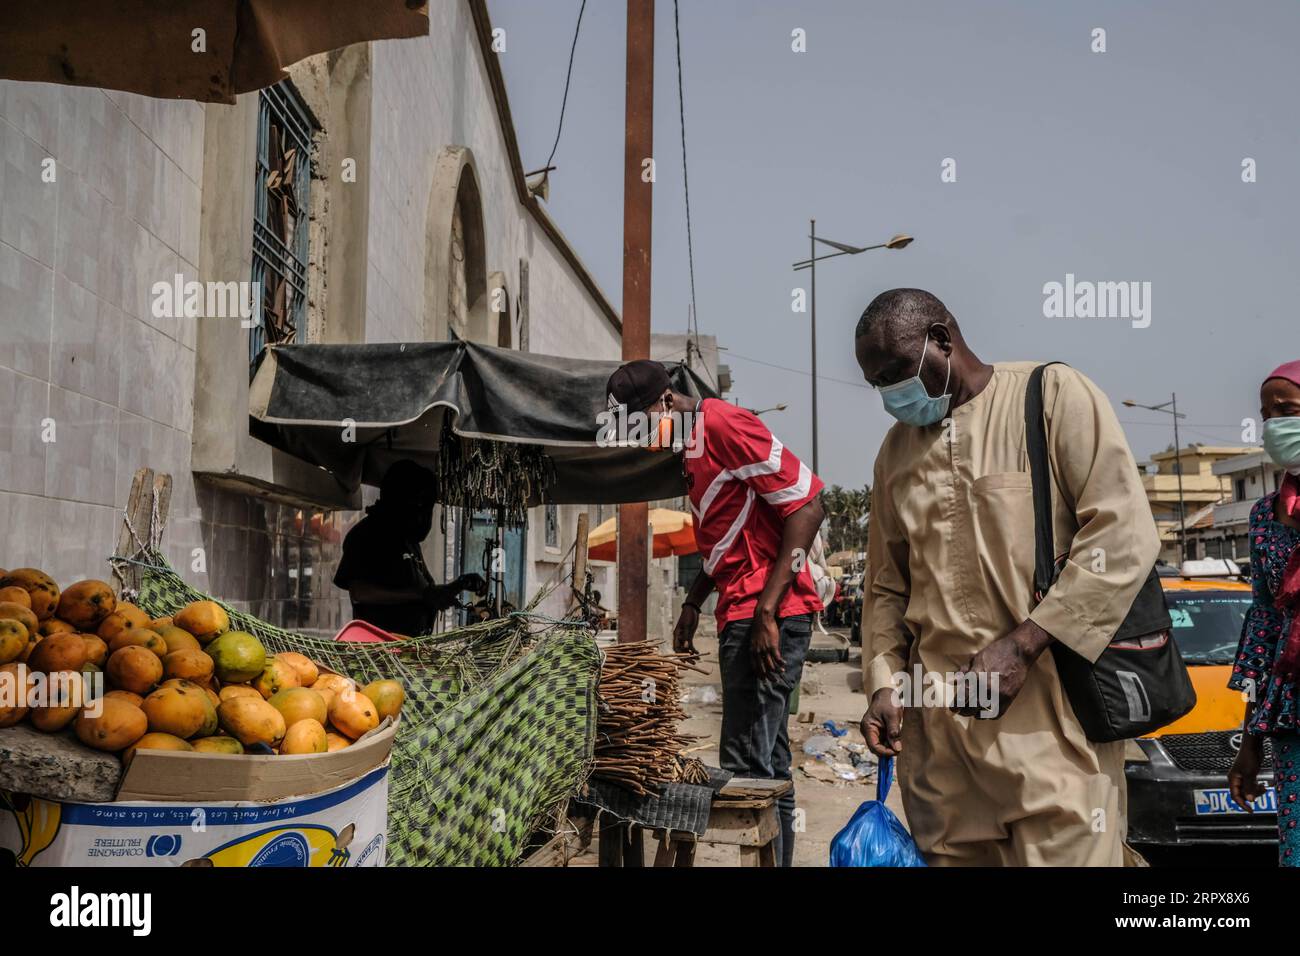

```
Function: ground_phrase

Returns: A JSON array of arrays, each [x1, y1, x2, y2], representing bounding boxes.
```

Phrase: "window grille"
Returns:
[[250, 81, 315, 372]]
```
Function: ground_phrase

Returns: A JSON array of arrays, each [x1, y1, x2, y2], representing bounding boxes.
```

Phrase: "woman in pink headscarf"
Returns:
[[1228, 361, 1300, 865]]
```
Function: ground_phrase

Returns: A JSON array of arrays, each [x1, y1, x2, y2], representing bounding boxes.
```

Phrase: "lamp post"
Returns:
[[1123, 394, 1188, 563], [793, 225, 913, 474], [749, 403, 788, 416]]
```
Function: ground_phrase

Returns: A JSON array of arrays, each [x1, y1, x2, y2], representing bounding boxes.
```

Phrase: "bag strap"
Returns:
[[1025, 363, 1067, 597], [876, 754, 893, 802]]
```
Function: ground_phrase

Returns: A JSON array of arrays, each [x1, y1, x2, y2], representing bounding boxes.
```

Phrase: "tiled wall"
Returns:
[[0, 81, 207, 589], [0, 82, 349, 634]]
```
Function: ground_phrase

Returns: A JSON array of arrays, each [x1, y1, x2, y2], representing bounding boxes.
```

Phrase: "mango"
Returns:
[[275, 652, 319, 687], [217, 696, 286, 747], [28, 632, 88, 674], [174, 601, 230, 644], [268, 687, 327, 727], [55, 580, 116, 630], [105, 645, 163, 695], [163, 648, 214, 684], [0, 569, 59, 620], [362, 679, 405, 722], [75, 696, 147, 752], [0, 662, 35, 727], [329, 687, 379, 740], [142, 681, 217, 739], [0, 619, 28, 665], [205, 632, 265, 683], [192, 735, 244, 755], [280, 718, 328, 755], [122, 732, 193, 763], [251, 658, 300, 699]]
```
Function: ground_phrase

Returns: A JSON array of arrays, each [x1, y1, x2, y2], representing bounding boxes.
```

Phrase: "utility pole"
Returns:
[[1171, 392, 1187, 563], [794, 226, 913, 477], [617, 0, 654, 646], [1122, 393, 1189, 564], [809, 218, 819, 475]]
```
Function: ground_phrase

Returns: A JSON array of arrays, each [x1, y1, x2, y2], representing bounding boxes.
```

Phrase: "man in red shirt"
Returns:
[[605, 360, 825, 866]]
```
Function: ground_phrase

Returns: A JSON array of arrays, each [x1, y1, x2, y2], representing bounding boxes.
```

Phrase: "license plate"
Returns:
[[1193, 787, 1277, 815]]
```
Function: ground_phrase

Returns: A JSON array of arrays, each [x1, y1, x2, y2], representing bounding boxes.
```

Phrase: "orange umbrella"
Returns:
[[588, 508, 697, 562]]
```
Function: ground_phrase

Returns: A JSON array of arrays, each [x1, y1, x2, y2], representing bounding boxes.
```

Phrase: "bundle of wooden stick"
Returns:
[[592, 641, 708, 796]]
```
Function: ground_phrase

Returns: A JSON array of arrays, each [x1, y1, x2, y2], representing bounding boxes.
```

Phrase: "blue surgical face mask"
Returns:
[[877, 334, 951, 426], [1263, 417, 1300, 474]]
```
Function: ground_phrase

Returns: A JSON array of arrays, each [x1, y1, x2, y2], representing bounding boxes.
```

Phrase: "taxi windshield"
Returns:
[[1166, 589, 1252, 665]]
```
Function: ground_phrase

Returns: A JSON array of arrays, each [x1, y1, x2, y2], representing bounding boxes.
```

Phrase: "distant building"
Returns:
[[1137, 445, 1258, 564], [1195, 450, 1288, 563], [650, 332, 732, 396]]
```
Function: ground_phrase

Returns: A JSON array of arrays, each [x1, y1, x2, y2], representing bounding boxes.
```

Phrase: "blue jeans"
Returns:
[[718, 612, 813, 867]]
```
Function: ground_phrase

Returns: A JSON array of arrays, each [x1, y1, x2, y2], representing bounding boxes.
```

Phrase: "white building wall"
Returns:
[[364, 13, 623, 625], [0, 81, 207, 588], [1, 6, 628, 634]]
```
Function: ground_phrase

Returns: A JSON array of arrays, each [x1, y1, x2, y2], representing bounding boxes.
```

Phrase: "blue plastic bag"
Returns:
[[829, 756, 927, 867]]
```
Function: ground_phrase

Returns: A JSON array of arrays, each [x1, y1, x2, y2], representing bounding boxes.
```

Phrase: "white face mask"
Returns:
[[876, 334, 951, 426], [1264, 417, 1300, 475]]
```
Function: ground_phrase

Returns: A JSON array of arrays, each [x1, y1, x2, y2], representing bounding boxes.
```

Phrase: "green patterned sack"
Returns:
[[115, 551, 598, 866]]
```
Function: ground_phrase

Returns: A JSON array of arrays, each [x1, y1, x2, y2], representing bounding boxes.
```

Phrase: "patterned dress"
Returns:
[[1228, 493, 1300, 865]]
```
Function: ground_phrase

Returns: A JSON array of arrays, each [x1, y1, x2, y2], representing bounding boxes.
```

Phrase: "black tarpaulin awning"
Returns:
[[0, 1, 429, 104], [248, 341, 717, 504]]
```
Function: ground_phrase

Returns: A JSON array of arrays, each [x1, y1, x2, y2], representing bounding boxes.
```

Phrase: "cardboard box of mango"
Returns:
[[0, 568, 405, 763]]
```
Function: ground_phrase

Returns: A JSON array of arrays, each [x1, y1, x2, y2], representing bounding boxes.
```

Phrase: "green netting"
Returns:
[[112, 550, 599, 866]]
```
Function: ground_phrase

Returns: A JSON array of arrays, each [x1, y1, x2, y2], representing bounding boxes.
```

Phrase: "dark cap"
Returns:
[[605, 360, 671, 412], [380, 459, 436, 503]]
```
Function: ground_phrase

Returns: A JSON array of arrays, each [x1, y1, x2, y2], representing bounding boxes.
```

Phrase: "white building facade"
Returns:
[[0, 1, 626, 632]]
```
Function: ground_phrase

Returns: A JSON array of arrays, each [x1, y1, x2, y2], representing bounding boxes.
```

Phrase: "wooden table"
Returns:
[[597, 777, 792, 868]]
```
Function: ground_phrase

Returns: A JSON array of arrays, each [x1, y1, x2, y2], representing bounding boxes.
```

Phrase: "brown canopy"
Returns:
[[0, 0, 429, 104]]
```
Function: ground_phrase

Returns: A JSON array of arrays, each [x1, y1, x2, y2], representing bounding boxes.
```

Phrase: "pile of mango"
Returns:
[[0, 568, 403, 764]]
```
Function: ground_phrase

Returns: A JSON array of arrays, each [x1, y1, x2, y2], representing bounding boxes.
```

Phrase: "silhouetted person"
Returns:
[[334, 460, 484, 635]]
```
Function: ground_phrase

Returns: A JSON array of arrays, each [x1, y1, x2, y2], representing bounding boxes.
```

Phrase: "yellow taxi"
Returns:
[[1124, 572, 1276, 853]]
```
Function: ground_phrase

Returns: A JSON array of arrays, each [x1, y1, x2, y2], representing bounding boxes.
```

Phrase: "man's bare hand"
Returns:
[[673, 604, 700, 659], [956, 619, 1052, 718], [861, 687, 903, 758], [749, 610, 784, 681]]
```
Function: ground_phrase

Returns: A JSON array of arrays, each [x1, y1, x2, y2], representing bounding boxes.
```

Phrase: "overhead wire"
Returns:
[[540, 0, 589, 177]]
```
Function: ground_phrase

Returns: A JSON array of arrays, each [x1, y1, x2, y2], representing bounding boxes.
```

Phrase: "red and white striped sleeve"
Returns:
[[709, 405, 823, 517]]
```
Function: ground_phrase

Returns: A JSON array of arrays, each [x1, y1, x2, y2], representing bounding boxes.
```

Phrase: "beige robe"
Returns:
[[864, 362, 1159, 866]]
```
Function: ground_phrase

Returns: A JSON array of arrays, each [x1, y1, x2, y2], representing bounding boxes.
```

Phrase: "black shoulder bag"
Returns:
[[1025, 363, 1196, 742]]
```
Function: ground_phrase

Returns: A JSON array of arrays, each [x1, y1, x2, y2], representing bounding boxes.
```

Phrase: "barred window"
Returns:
[[545, 503, 558, 549], [250, 81, 316, 373]]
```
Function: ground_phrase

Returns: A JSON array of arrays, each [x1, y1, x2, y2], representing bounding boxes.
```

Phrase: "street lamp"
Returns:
[[1123, 394, 1188, 563], [792, 223, 913, 474], [748, 403, 788, 416]]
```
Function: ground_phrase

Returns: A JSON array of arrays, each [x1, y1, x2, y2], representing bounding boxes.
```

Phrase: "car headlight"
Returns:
[[1125, 738, 1153, 763]]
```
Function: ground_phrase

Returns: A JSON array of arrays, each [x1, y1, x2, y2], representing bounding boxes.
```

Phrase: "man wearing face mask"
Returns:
[[855, 289, 1158, 866], [604, 360, 825, 867], [333, 459, 486, 636]]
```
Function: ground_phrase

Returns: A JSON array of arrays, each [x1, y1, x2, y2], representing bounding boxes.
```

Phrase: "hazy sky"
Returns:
[[489, 0, 1299, 489]]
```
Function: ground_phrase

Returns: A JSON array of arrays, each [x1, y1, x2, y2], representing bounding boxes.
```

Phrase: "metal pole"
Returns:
[[1172, 392, 1187, 563], [810, 218, 819, 475], [495, 505, 505, 618], [617, 0, 654, 645]]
